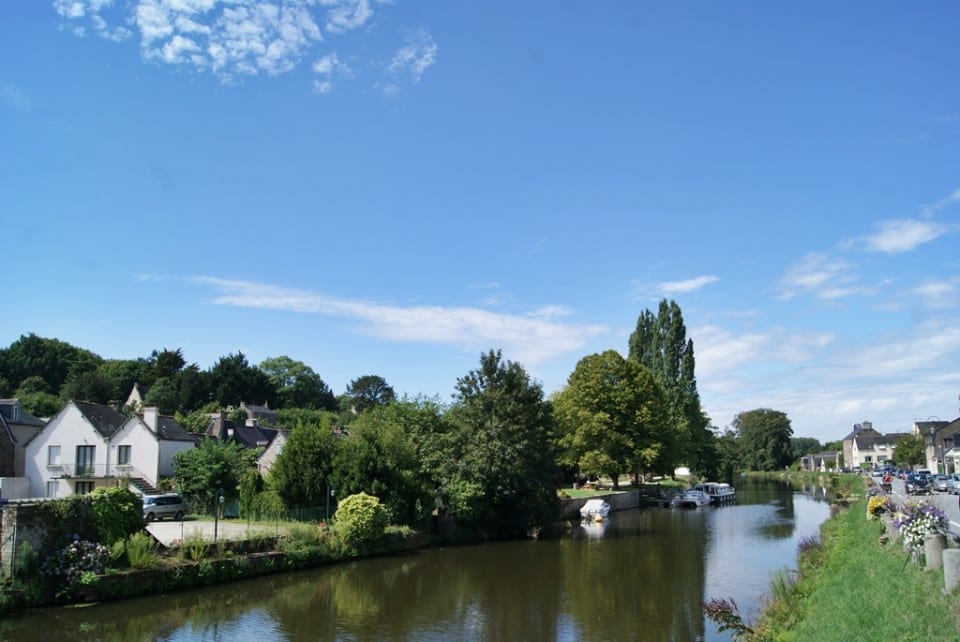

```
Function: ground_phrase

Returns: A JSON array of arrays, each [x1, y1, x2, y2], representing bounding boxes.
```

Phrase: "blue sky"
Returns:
[[1, 1, 958, 444]]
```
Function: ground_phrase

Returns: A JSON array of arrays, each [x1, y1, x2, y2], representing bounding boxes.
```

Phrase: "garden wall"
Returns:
[[559, 490, 642, 521], [1, 501, 53, 576]]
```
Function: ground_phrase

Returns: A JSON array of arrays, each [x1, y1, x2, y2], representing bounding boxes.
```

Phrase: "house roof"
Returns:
[[842, 424, 881, 442], [155, 415, 201, 443], [73, 400, 128, 438], [206, 414, 276, 449], [853, 432, 905, 449], [0, 399, 47, 427]]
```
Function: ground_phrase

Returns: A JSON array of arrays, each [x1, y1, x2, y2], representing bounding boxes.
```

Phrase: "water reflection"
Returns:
[[1, 481, 829, 642]]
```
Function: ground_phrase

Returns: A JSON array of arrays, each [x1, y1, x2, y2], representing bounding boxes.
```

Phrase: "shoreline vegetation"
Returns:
[[713, 472, 960, 641]]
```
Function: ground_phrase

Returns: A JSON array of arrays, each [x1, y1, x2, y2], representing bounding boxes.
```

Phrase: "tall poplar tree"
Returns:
[[628, 299, 716, 478]]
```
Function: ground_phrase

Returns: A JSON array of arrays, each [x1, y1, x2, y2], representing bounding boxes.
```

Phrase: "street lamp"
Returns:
[[214, 487, 225, 542], [326, 485, 336, 522], [928, 418, 944, 475]]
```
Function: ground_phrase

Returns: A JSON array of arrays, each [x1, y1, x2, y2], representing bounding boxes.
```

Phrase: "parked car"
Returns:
[[142, 494, 188, 522], [945, 474, 960, 495], [932, 475, 952, 492], [906, 474, 932, 495]]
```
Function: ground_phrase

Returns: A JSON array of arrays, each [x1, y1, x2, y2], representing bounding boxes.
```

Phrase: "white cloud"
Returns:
[[310, 52, 351, 92], [0, 82, 33, 111], [659, 275, 719, 294], [51, 0, 389, 86], [321, 0, 373, 33], [386, 28, 436, 84], [778, 252, 862, 300], [863, 218, 948, 254], [191, 276, 607, 366], [912, 279, 958, 309]]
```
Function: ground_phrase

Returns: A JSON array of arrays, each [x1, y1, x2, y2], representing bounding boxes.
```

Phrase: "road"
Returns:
[[884, 476, 960, 538]]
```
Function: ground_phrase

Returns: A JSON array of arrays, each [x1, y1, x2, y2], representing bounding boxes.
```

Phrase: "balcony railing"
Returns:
[[47, 463, 147, 480]]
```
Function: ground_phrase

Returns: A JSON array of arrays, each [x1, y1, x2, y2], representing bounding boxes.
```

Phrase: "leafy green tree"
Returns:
[[714, 428, 742, 481], [331, 400, 435, 525], [0, 333, 103, 394], [628, 300, 711, 476], [143, 377, 180, 415], [16, 374, 62, 416], [893, 433, 925, 467], [175, 404, 218, 433], [440, 350, 559, 538], [345, 374, 396, 412], [97, 358, 152, 405], [270, 417, 337, 508], [733, 408, 794, 471], [553, 350, 668, 486], [259, 355, 337, 410], [790, 437, 823, 462], [207, 352, 277, 408], [172, 438, 258, 512], [149, 348, 186, 382], [59, 369, 114, 405]]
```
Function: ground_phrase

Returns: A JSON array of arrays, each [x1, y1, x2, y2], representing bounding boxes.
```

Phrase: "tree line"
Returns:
[[0, 300, 807, 538]]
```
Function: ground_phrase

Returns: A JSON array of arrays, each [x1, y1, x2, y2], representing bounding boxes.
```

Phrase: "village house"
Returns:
[[22, 400, 197, 498], [841, 420, 908, 471]]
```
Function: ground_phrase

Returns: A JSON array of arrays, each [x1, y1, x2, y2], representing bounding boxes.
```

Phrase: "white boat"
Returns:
[[670, 489, 711, 508], [693, 482, 737, 505], [579, 498, 611, 520]]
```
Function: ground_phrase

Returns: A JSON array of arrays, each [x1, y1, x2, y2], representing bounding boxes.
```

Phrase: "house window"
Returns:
[[75, 481, 94, 495], [75, 445, 95, 476], [46, 481, 59, 498], [47, 445, 61, 466], [117, 445, 131, 465]]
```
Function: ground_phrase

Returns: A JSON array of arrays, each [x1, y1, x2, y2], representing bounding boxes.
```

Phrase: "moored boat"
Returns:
[[670, 489, 711, 508], [693, 482, 736, 505], [579, 498, 611, 520]]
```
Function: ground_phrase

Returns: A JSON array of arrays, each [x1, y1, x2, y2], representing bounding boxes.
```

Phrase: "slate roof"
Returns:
[[73, 400, 128, 438], [0, 399, 47, 427], [206, 414, 276, 449], [155, 415, 201, 443]]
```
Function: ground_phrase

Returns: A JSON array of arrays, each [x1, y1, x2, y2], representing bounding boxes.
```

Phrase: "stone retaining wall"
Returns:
[[559, 490, 643, 520]]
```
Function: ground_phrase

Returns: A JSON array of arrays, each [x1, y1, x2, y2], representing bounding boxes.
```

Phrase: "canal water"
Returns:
[[0, 479, 831, 642]]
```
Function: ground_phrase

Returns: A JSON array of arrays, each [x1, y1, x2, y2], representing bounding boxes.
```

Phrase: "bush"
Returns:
[[89, 487, 144, 545], [125, 532, 160, 569], [333, 492, 388, 551]]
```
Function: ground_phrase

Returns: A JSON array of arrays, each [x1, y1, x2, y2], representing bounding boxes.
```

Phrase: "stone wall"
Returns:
[[559, 490, 642, 520], [1, 501, 56, 577]]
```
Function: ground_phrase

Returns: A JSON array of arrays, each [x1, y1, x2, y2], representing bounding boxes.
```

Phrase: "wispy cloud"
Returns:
[[52, 1, 437, 90], [659, 275, 719, 294], [191, 276, 606, 366], [0, 82, 32, 111], [311, 52, 351, 93], [778, 252, 863, 301], [386, 28, 436, 86], [863, 218, 948, 254]]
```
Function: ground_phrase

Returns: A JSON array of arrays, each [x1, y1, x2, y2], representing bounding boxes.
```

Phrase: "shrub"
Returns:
[[40, 535, 111, 598], [180, 532, 209, 562], [89, 487, 144, 545], [125, 532, 160, 569], [334, 492, 388, 551]]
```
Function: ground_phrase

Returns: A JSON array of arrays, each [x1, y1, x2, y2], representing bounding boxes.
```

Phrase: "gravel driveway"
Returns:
[[145, 518, 282, 547]]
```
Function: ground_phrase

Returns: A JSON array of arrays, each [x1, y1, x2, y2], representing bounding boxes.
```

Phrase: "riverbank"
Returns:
[[736, 473, 960, 641]]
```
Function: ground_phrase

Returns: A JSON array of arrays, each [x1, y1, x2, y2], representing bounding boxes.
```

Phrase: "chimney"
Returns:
[[143, 406, 159, 431]]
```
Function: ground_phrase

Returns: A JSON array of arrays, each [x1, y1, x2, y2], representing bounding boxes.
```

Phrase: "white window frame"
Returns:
[[46, 481, 59, 498], [47, 445, 61, 466], [117, 444, 131, 465]]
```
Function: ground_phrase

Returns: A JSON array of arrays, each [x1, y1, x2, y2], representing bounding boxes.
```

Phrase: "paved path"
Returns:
[[146, 518, 282, 547]]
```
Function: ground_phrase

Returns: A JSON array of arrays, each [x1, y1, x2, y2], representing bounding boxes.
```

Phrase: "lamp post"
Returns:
[[214, 487, 224, 542], [928, 418, 944, 475], [326, 485, 335, 522]]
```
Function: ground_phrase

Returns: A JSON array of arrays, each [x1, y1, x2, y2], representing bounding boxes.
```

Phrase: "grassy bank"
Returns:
[[731, 475, 960, 641]]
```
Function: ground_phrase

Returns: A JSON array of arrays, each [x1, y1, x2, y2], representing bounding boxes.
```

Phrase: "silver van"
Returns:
[[142, 494, 188, 522]]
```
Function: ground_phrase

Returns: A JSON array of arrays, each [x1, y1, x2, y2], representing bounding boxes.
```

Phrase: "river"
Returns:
[[0, 479, 831, 642]]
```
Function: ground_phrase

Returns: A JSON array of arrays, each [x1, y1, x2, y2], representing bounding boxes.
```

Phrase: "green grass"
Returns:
[[758, 496, 960, 642]]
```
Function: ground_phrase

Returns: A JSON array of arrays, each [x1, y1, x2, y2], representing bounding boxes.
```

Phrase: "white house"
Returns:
[[23, 400, 197, 499]]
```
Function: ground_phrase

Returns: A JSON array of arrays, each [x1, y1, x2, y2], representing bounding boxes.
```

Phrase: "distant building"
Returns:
[[842, 420, 906, 470]]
